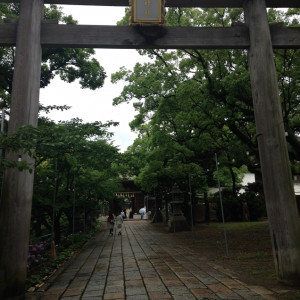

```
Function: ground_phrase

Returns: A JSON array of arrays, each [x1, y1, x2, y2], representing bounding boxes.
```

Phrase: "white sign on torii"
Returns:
[[130, 0, 166, 25]]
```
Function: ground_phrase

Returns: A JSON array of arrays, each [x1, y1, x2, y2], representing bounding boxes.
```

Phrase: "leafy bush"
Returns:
[[26, 224, 101, 291], [27, 242, 48, 270], [215, 185, 266, 222], [239, 191, 266, 221], [215, 193, 242, 222]]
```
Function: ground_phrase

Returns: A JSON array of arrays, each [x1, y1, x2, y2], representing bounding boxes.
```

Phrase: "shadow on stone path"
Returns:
[[27, 220, 278, 300]]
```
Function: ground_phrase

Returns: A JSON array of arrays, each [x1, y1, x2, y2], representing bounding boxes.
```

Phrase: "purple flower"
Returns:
[[27, 242, 46, 267]]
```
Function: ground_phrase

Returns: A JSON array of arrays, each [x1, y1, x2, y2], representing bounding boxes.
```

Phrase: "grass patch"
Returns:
[[237, 251, 269, 260], [171, 221, 300, 299]]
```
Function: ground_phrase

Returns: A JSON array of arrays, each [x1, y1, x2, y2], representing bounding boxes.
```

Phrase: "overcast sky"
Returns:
[[40, 5, 149, 152]]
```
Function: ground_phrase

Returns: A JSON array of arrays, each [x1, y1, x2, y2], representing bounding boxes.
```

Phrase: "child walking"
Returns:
[[107, 213, 115, 236], [115, 212, 124, 236]]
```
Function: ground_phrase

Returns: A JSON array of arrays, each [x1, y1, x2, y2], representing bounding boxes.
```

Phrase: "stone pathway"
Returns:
[[27, 220, 279, 300]]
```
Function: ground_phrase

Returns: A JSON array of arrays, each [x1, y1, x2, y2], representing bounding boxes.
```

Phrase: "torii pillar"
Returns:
[[244, 0, 300, 284], [0, 0, 43, 298]]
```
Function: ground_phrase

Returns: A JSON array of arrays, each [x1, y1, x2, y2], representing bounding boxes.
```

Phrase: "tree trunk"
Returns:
[[32, 219, 43, 238], [0, 1, 43, 298], [204, 191, 210, 223], [244, 0, 300, 285], [229, 166, 237, 197], [65, 208, 73, 234], [54, 212, 62, 244]]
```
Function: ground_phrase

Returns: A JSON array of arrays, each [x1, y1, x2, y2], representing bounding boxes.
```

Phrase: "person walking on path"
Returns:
[[139, 207, 146, 219], [121, 210, 125, 220], [107, 212, 115, 236], [115, 212, 124, 235], [126, 208, 130, 219]]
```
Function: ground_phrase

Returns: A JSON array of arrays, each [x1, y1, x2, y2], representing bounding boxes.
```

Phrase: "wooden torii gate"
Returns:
[[0, 0, 300, 297]]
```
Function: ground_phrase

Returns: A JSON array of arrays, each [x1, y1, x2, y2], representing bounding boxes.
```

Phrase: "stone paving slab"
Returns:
[[27, 220, 280, 299]]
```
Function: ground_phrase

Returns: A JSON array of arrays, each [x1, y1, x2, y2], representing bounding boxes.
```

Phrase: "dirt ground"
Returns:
[[172, 221, 300, 299]]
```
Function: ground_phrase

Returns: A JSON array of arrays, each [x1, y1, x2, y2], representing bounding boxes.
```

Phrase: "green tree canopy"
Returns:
[[113, 8, 300, 196], [32, 116, 121, 240], [0, 4, 106, 109]]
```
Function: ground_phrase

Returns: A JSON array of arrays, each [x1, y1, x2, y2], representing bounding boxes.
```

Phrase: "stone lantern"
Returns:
[[168, 184, 189, 233]]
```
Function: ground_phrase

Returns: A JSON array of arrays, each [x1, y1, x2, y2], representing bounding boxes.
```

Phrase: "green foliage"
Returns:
[[116, 7, 130, 26], [113, 197, 127, 213], [112, 8, 300, 211], [239, 182, 267, 221], [0, 4, 106, 111], [239, 192, 266, 221], [215, 190, 241, 221], [26, 228, 99, 290], [0, 125, 38, 154], [29, 117, 121, 242], [26, 275, 42, 289], [214, 182, 267, 222], [213, 165, 245, 188], [41, 48, 106, 90]]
